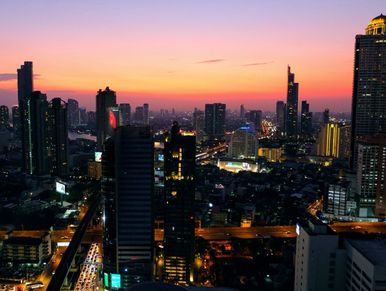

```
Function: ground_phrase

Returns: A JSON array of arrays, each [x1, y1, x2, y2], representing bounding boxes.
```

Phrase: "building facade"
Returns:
[[205, 103, 226, 138], [351, 15, 386, 168], [228, 124, 258, 159], [102, 126, 154, 288], [163, 122, 196, 285], [316, 123, 341, 158], [96, 87, 117, 151]]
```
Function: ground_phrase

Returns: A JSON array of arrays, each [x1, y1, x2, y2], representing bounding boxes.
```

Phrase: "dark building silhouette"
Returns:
[[248, 110, 262, 133], [119, 103, 131, 126], [143, 103, 149, 125], [163, 122, 196, 285], [47, 98, 68, 176], [96, 87, 117, 151], [301, 101, 312, 137], [351, 15, 386, 168], [323, 109, 330, 125], [276, 101, 286, 134], [204, 103, 226, 138], [192, 108, 205, 131], [24, 91, 48, 175], [286, 66, 299, 138], [17, 61, 34, 172], [102, 126, 154, 288], [67, 98, 79, 128]]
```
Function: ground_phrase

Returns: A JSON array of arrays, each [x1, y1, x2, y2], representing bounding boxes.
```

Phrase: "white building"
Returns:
[[295, 219, 386, 291]]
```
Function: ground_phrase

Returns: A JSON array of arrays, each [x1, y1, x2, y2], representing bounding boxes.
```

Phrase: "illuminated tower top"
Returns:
[[365, 14, 386, 35]]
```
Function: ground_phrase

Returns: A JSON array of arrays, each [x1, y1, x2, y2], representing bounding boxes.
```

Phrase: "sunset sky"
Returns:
[[0, 0, 385, 112]]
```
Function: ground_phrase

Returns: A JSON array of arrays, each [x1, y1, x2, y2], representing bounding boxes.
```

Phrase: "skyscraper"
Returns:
[[239, 104, 245, 119], [357, 134, 386, 218], [248, 110, 262, 133], [143, 103, 149, 125], [192, 108, 205, 132], [24, 91, 48, 175], [300, 101, 312, 137], [17, 61, 33, 172], [67, 99, 79, 128], [286, 66, 299, 138], [351, 15, 386, 168], [96, 87, 117, 150], [0, 106, 10, 129], [204, 103, 226, 138], [119, 103, 131, 126], [163, 122, 195, 285], [102, 126, 154, 288], [47, 98, 68, 176], [276, 101, 286, 135]]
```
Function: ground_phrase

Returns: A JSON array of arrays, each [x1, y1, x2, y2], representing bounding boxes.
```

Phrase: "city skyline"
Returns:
[[0, 1, 384, 111]]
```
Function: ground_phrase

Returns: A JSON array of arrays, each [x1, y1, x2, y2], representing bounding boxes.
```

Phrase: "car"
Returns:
[[225, 232, 232, 237]]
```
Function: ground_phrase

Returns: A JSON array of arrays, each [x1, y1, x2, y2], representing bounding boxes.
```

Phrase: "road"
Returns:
[[36, 247, 66, 291]]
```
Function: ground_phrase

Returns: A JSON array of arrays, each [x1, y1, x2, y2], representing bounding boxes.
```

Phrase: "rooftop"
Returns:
[[347, 239, 386, 267]]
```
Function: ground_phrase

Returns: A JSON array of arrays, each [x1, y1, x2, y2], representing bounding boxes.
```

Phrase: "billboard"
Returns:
[[56, 181, 66, 195], [95, 151, 102, 162], [111, 273, 121, 289]]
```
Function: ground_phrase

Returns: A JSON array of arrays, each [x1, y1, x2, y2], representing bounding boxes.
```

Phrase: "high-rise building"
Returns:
[[240, 104, 245, 119], [192, 109, 205, 132], [351, 15, 386, 168], [326, 181, 350, 217], [276, 101, 286, 135], [163, 122, 195, 285], [24, 91, 48, 175], [18, 61, 34, 172], [143, 103, 149, 125], [356, 134, 386, 218], [228, 124, 258, 159], [339, 124, 351, 159], [316, 123, 341, 158], [0, 105, 10, 129], [248, 110, 262, 133], [12, 106, 20, 132], [295, 218, 386, 291], [47, 98, 68, 176], [96, 87, 117, 151], [204, 103, 226, 138], [286, 66, 299, 138], [67, 99, 79, 128], [102, 126, 154, 288], [323, 108, 330, 125], [119, 103, 131, 126], [300, 101, 312, 137], [133, 106, 144, 124]]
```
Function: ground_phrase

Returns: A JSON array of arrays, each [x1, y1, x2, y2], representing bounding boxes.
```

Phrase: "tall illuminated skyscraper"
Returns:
[[351, 15, 386, 168], [163, 122, 195, 285], [286, 66, 299, 138], [17, 61, 34, 172], [96, 87, 117, 150], [102, 126, 154, 288]]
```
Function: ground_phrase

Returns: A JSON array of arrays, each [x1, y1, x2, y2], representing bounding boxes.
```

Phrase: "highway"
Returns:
[[74, 243, 102, 291]]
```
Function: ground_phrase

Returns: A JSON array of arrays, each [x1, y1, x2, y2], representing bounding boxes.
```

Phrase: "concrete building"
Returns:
[[228, 124, 257, 159], [276, 101, 286, 135], [286, 66, 299, 138], [205, 103, 226, 138], [357, 134, 386, 218], [295, 218, 386, 291], [2, 233, 51, 265], [96, 87, 117, 150]]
